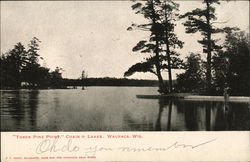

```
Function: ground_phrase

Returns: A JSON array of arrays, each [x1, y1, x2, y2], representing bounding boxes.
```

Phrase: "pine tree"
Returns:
[[4, 43, 27, 87], [23, 37, 42, 86], [125, 0, 166, 93], [124, 0, 183, 94], [27, 37, 41, 64], [180, 0, 222, 94], [160, 0, 183, 92]]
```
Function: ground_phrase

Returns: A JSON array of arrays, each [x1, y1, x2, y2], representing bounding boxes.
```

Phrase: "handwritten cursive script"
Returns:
[[35, 138, 217, 156], [36, 138, 80, 154]]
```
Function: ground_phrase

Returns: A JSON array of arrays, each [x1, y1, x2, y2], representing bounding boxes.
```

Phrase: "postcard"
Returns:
[[1, 0, 249, 161]]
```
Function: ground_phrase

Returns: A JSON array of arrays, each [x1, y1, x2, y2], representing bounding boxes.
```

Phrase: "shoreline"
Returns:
[[136, 94, 250, 103]]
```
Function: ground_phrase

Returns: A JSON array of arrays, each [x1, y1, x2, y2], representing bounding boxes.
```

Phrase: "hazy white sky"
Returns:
[[1, 1, 249, 79]]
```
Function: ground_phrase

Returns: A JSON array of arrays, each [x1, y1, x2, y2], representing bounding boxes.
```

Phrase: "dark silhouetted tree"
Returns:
[[0, 43, 27, 88], [81, 70, 88, 80], [124, 0, 183, 94], [22, 37, 42, 86], [160, 0, 184, 92], [125, 0, 166, 93], [176, 53, 205, 93], [1, 37, 65, 89], [50, 67, 64, 88], [213, 31, 250, 96], [180, 0, 224, 94]]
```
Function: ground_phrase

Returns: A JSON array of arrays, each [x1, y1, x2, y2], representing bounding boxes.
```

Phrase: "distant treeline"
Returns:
[[63, 78, 162, 87]]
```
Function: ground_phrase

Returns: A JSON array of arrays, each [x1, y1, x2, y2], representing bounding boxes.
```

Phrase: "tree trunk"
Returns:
[[164, 0, 173, 93], [205, 1, 212, 95], [151, 0, 165, 93], [165, 32, 173, 93], [155, 39, 165, 92], [167, 100, 173, 131]]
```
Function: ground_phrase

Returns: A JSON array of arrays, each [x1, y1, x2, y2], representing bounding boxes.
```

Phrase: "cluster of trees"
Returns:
[[212, 31, 250, 96], [124, 0, 183, 94], [176, 31, 250, 96], [124, 0, 250, 96], [0, 37, 64, 89]]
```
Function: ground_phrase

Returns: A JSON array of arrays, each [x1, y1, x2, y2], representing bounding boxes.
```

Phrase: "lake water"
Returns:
[[1, 87, 250, 131]]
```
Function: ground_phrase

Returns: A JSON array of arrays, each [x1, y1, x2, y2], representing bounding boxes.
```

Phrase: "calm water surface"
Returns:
[[1, 87, 250, 131]]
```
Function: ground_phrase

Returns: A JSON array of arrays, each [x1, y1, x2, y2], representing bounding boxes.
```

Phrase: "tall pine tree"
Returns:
[[124, 0, 183, 94], [180, 0, 222, 94], [160, 0, 183, 92], [125, 0, 166, 93], [22, 37, 42, 86]]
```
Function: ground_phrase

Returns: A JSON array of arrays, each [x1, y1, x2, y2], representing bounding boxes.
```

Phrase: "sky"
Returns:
[[1, 1, 249, 80]]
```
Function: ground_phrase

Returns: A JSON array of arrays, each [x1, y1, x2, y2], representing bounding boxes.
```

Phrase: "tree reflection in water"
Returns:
[[28, 90, 39, 129], [1, 88, 249, 131], [1, 90, 39, 131], [155, 98, 250, 131], [155, 98, 173, 131]]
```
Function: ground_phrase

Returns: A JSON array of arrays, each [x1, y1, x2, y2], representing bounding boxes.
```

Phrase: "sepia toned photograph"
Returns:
[[1, 0, 249, 132]]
